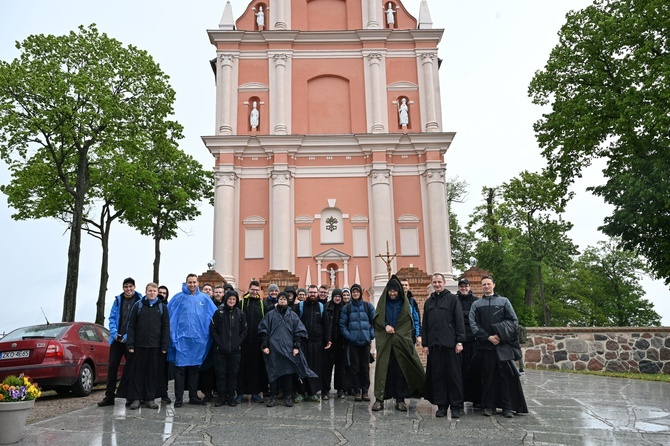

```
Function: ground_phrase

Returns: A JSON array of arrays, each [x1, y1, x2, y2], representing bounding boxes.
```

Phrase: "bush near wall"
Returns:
[[522, 327, 670, 374]]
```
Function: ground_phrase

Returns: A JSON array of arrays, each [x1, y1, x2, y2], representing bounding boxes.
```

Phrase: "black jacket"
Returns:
[[421, 289, 466, 348], [210, 304, 248, 354], [294, 299, 331, 345], [457, 291, 477, 342], [469, 294, 519, 351], [238, 296, 267, 343], [325, 300, 344, 345], [127, 298, 170, 351]]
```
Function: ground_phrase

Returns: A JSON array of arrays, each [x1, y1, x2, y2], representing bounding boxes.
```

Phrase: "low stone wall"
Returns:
[[522, 327, 670, 374]]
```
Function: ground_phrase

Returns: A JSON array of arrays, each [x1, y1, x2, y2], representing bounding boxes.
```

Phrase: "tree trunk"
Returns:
[[153, 235, 161, 284], [94, 204, 123, 325], [537, 263, 551, 326]]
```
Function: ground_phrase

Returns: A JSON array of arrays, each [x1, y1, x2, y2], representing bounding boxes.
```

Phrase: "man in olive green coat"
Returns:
[[372, 275, 425, 411]]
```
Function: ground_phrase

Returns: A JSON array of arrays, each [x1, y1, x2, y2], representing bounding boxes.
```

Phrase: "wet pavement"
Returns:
[[25, 370, 670, 445]]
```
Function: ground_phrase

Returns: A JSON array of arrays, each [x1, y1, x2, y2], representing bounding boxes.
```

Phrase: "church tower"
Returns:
[[204, 0, 455, 297]]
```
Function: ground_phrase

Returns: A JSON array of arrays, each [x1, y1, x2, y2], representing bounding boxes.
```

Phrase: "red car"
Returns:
[[0, 322, 123, 396]]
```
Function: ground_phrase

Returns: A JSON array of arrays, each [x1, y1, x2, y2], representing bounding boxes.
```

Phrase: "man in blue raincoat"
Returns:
[[167, 273, 217, 407]]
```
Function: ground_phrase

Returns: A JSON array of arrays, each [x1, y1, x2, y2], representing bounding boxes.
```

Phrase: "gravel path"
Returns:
[[27, 386, 106, 424]]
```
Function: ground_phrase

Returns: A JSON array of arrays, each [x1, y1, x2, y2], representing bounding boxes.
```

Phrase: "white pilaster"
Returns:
[[217, 54, 237, 135], [364, 0, 381, 29], [214, 171, 238, 284], [369, 169, 394, 285], [424, 168, 452, 276], [365, 52, 386, 133], [270, 170, 292, 270], [418, 52, 439, 132], [271, 53, 290, 135], [343, 259, 349, 288]]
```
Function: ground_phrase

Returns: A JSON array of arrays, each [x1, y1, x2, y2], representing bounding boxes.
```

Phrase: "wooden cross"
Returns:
[[375, 241, 397, 279]]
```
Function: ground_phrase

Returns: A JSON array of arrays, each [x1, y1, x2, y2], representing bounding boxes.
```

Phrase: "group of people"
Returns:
[[97, 272, 527, 419]]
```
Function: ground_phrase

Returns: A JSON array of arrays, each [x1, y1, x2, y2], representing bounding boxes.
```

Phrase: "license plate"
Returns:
[[0, 350, 30, 360]]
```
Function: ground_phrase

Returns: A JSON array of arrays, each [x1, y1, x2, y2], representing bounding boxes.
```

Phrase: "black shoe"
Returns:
[[354, 390, 362, 402], [161, 396, 172, 403], [503, 409, 514, 418], [214, 400, 225, 407], [337, 390, 345, 399], [371, 400, 384, 411], [436, 406, 448, 417], [285, 398, 293, 407], [129, 400, 140, 410], [98, 397, 115, 407], [267, 397, 276, 407], [203, 393, 213, 403], [451, 408, 462, 418], [482, 408, 494, 416], [174, 400, 183, 408], [188, 397, 205, 405], [322, 394, 329, 401], [227, 399, 238, 407], [362, 392, 370, 402], [146, 401, 159, 409]]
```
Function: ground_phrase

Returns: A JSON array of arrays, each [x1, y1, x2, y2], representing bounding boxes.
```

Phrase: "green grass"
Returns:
[[528, 367, 670, 383]]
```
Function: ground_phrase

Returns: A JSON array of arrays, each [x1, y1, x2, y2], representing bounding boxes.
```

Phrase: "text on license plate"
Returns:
[[0, 350, 30, 360]]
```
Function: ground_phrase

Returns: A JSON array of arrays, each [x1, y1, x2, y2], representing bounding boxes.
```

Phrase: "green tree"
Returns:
[[576, 240, 661, 326], [446, 177, 476, 272], [0, 25, 179, 321], [528, 0, 670, 284], [121, 130, 214, 286]]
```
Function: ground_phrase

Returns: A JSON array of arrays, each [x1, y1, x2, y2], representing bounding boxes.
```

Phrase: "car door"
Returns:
[[77, 325, 107, 383]]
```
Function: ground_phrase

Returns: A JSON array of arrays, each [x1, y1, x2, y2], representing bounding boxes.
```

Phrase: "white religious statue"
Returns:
[[398, 98, 409, 126], [256, 6, 265, 29], [386, 3, 395, 27], [329, 267, 336, 287], [250, 101, 259, 129]]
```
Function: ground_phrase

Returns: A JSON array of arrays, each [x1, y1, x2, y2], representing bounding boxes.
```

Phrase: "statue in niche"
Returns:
[[250, 101, 259, 129], [329, 267, 336, 288], [398, 98, 409, 126], [255, 6, 265, 29], [386, 3, 395, 27]]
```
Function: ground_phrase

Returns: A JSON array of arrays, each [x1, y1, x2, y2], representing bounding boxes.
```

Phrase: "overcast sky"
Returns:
[[1, 0, 667, 331]]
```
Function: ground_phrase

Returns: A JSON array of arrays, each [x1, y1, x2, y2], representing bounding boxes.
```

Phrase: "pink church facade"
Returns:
[[203, 0, 455, 297]]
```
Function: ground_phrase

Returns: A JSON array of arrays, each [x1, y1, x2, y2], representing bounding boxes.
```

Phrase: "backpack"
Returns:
[[136, 300, 164, 317], [299, 300, 324, 318]]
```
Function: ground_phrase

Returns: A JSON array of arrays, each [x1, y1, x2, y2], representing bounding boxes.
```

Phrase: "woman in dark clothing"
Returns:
[[323, 288, 347, 399]]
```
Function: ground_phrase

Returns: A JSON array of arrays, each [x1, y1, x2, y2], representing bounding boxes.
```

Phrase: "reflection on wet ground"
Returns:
[[26, 370, 670, 445]]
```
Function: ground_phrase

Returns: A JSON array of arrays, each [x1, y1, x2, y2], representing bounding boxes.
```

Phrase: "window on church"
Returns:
[[297, 227, 312, 257], [245, 228, 264, 259], [400, 227, 419, 256], [352, 227, 368, 257]]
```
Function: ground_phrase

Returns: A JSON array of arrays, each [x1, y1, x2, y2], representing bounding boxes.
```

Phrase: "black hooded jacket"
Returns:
[[211, 294, 248, 354]]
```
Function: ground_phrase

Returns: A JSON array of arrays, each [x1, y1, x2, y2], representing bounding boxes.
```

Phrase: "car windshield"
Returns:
[[2, 324, 69, 341]]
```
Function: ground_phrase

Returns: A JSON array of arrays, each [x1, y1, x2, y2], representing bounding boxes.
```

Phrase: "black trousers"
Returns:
[[322, 342, 346, 393], [479, 349, 512, 411], [425, 345, 463, 409], [174, 365, 199, 401], [269, 375, 293, 398], [125, 347, 165, 401], [347, 344, 371, 392], [214, 351, 241, 402], [105, 340, 129, 398]]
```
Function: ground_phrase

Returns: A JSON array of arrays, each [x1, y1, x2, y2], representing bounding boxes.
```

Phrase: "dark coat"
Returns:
[[422, 289, 466, 348], [294, 299, 331, 345], [258, 306, 318, 382], [127, 298, 170, 352], [491, 319, 522, 362], [238, 296, 267, 344], [457, 291, 477, 342], [373, 275, 425, 400], [210, 303, 248, 354], [325, 300, 345, 345]]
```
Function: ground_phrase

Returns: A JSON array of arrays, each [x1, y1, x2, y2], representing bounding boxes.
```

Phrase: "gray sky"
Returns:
[[1, 0, 667, 331]]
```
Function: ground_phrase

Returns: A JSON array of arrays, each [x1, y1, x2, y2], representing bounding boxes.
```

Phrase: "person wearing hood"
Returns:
[[284, 286, 297, 307], [339, 283, 375, 402], [372, 275, 425, 412], [266, 283, 280, 310], [210, 290, 248, 407], [341, 288, 351, 304], [118, 282, 170, 410], [236, 280, 269, 403], [259, 292, 318, 408], [469, 275, 528, 418], [422, 273, 466, 418], [167, 274, 217, 407], [323, 288, 347, 399], [98, 277, 142, 407]]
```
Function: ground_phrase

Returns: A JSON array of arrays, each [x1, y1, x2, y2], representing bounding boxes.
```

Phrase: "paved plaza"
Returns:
[[25, 370, 670, 445]]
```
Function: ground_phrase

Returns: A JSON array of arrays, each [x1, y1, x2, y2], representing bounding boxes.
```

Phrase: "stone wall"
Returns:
[[523, 327, 670, 374]]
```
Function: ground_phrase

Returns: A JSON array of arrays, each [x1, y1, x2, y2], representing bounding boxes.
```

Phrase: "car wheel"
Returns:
[[73, 363, 94, 397]]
